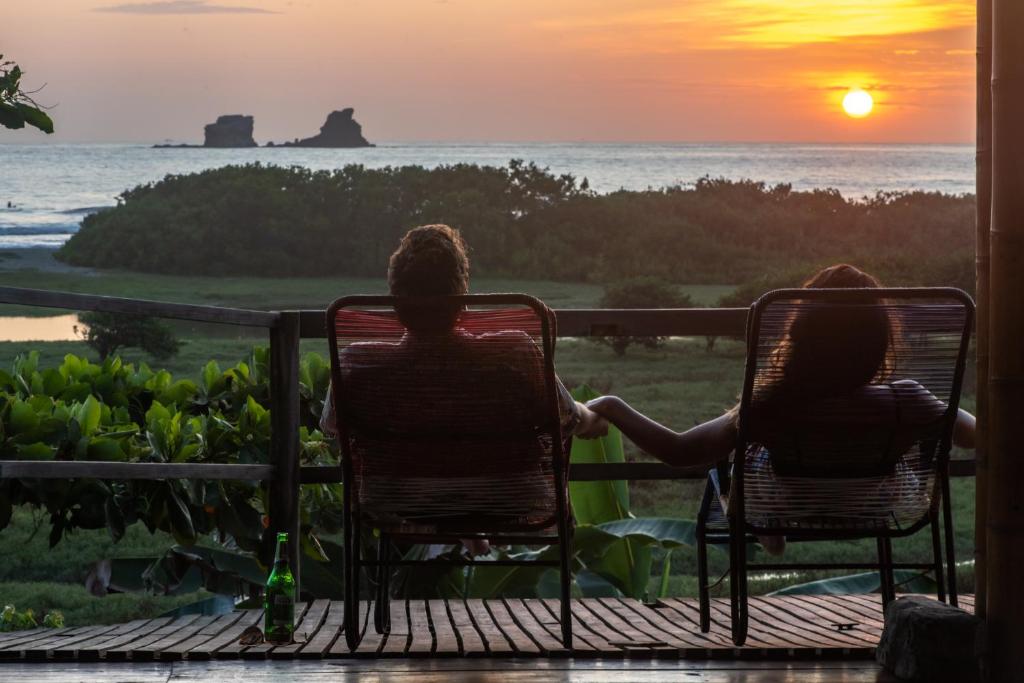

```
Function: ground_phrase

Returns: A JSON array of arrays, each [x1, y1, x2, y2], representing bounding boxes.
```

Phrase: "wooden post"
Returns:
[[986, 0, 1024, 677], [269, 311, 302, 593], [974, 0, 992, 621]]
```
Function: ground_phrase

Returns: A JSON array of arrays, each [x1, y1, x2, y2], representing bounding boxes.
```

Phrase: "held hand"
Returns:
[[585, 395, 622, 419], [574, 403, 610, 439]]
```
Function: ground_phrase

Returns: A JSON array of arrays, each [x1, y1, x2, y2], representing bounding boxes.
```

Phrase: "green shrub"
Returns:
[[57, 164, 974, 290], [77, 312, 180, 361], [0, 349, 337, 567], [597, 277, 695, 355]]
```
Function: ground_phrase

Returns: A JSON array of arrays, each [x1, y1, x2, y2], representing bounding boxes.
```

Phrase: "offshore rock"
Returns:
[[277, 108, 372, 147], [203, 115, 257, 148], [876, 595, 984, 682]]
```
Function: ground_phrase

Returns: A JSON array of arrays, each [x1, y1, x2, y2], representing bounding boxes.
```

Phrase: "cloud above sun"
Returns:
[[94, 0, 276, 14]]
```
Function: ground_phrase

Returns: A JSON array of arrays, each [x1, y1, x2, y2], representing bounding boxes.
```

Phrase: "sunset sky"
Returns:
[[2, 0, 976, 143]]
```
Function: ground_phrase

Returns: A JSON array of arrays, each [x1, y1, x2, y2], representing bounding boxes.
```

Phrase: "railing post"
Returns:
[[269, 311, 301, 593]]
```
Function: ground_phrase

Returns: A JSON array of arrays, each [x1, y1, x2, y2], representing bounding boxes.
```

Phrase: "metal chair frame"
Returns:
[[695, 287, 974, 645], [326, 293, 574, 652]]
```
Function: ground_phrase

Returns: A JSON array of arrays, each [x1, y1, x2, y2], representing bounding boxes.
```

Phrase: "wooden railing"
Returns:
[[0, 287, 978, 588]]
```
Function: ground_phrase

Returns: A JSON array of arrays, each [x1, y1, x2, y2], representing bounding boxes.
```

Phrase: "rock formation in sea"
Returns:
[[203, 115, 257, 148], [272, 109, 372, 148]]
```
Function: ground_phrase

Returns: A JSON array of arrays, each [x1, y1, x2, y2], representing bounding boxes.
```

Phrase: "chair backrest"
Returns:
[[326, 294, 565, 533], [734, 288, 973, 530]]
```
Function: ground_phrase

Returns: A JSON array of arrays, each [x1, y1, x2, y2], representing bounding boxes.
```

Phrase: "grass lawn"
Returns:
[[0, 248, 735, 314], [0, 507, 206, 626]]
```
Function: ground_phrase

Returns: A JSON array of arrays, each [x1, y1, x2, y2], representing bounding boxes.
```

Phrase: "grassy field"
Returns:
[[0, 251, 978, 623], [0, 248, 734, 314]]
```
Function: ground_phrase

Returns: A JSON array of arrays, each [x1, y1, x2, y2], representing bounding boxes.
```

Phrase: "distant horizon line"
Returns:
[[0, 139, 976, 147]]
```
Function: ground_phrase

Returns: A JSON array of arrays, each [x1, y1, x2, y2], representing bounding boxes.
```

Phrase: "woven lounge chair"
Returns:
[[326, 294, 574, 651], [695, 287, 974, 646]]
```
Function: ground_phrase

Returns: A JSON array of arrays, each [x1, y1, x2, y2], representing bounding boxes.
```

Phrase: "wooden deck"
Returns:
[[0, 595, 974, 663]]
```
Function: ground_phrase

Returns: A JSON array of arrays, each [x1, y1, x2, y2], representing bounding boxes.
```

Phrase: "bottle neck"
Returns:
[[273, 538, 290, 568]]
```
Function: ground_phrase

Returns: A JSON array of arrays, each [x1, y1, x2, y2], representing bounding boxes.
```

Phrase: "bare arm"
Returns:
[[953, 408, 975, 449], [586, 396, 735, 468]]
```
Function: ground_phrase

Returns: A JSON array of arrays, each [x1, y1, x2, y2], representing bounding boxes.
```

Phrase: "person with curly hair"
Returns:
[[322, 224, 607, 441]]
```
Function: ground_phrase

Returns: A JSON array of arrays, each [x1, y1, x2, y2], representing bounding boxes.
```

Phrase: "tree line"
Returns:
[[57, 161, 975, 294]]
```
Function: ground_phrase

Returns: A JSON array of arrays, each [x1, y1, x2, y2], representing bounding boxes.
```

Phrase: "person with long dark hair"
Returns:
[[586, 264, 976, 554]]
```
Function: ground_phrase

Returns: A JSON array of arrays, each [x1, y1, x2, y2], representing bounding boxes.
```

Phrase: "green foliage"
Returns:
[[768, 570, 938, 596], [77, 312, 181, 361], [0, 581, 199, 627], [0, 603, 62, 631], [0, 56, 53, 134], [597, 277, 696, 356], [0, 349, 338, 568], [56, 166, 974, 291]]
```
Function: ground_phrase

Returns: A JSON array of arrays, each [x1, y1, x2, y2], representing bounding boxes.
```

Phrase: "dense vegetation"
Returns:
[[57, 163, 974, 292], [0, 350, 338, 564]]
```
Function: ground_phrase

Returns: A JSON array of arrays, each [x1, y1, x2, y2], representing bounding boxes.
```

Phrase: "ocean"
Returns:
[[0, 142, 974, 250]]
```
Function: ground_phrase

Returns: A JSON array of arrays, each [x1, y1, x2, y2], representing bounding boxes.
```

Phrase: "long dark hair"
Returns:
[[759, 264, 894, 409]]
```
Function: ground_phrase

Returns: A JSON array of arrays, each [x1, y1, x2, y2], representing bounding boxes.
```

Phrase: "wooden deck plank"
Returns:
[[754, 598, 872, 649], [635, 600, 733, 653], [406, 600, 434, 656], [466, 599, 513, 655], [560, 599, 634, 655], [580, 598, 674, 653], [601, 599, 698, 652], [540, 599, 611, 654], [775, 597, 883, 644], [447, 600, 486, 656], [53, 618, 155, 659], [528, 599, 601, 653], [502, 599, 569, 655], [161, 611, 248, 661], [739, 599, 848, 650], [354, 601, 391, 657], [816, 595, 887, 627], [241, 603, 310, 660], [1, 595, 971, 663], [103, 615, 203, 660], [484, 599, 541, 655], [270, 599, 330, 659], [74, 618, 173, 660], [297, 600, 344, 658], [0, 626, 94, 655], [131, 615, 218, 660], [378, 600, 412, 656], [207, 609, 264, 659], [654, 598, 739, 649], [665, 598, 798, 649], [428, 598, 462, 656], [21, 624, 124, 660]]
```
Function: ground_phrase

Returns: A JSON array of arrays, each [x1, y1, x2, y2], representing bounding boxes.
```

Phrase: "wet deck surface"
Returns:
[[0, 595, 973, 666]]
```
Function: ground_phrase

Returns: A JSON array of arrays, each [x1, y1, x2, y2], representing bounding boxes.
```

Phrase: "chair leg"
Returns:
[[930, 511, 947, 603], [877, 537, 895, 609], [344, 515, 362, 651], [941, 472, 958, 607], [557, 524, 574, 651], [728, 515, 748, 646], [696, 479, 713, 633], [374, 535, 391, 634]]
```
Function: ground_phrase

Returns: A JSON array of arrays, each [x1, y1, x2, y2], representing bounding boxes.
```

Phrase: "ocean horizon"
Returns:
[[0, 142, 975, 250]]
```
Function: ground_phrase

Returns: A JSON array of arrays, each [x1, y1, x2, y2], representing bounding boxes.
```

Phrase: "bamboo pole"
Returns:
[[986, 0, 1024, 677], [974, 0, 992, 622]]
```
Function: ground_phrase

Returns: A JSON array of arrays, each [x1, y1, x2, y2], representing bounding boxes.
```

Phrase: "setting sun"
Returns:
[[842, 89, 874, 118]]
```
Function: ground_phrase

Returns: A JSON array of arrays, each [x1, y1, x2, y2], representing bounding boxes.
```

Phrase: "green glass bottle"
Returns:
[[264, 531, 296, 644]]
